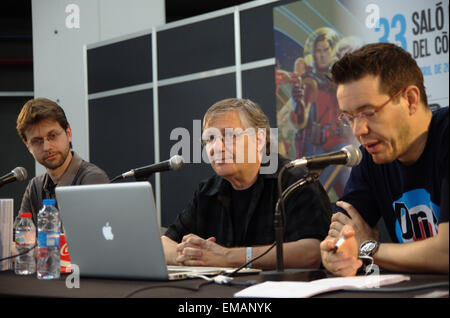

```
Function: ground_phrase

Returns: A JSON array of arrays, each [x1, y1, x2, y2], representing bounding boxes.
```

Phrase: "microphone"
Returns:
[[120, 155, 184, 180], [0, 167, 28, 188], [287, 145, 362, 170]]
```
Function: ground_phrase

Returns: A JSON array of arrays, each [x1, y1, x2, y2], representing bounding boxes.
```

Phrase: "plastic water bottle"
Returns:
[[37, 199, 60, 280], [14, 212, 36, 275]]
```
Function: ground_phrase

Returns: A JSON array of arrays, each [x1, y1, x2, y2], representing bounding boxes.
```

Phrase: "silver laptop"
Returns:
[[56, 182, 259, 280]]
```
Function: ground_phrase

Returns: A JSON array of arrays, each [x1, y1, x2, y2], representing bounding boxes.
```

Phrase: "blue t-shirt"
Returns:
[[339, 107, 449, 243]]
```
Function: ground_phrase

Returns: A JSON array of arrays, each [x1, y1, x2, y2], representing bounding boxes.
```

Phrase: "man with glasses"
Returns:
[[320, 43, 448, 276], [16, 98, 109, 223], [162, 98, 331, 269]]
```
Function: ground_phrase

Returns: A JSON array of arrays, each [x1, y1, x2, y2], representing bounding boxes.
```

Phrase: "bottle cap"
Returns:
[[20, 212, 32, 218], [43, 199, 56, 206]]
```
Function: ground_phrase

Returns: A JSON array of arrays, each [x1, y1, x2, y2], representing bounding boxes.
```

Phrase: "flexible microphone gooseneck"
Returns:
[[274, 145, 362, 274]]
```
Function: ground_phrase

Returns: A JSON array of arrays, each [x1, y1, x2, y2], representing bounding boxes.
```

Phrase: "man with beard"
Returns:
[[16, 98, 109, 223]]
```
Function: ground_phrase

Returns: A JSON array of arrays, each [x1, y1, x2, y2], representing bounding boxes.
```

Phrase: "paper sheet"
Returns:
[[234, 274, 411, 298]]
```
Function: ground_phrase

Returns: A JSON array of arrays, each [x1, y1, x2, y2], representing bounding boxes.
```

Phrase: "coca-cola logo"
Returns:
[[61, 242, 69, 256]]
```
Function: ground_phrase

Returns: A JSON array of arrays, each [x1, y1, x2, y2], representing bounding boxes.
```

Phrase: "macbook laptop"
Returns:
[[56, 182, 259, 280]]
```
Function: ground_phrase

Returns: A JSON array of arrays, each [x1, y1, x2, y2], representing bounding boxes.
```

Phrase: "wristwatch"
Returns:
[[359, 240, 380, 257]]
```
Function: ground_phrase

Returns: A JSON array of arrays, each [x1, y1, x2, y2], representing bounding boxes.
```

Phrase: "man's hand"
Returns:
[[176, 234, 228, 266], [320, 225, 362, 277], [330, 201, 379, 247]]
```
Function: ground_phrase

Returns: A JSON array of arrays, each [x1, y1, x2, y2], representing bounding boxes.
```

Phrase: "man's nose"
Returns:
[[42, 138, 52, 151], [209, 136, 225, 157], [352, 117, 369, 139]]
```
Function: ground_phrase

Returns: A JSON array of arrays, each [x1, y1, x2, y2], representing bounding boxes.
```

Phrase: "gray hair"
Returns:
[[203, 98, 271, 153]]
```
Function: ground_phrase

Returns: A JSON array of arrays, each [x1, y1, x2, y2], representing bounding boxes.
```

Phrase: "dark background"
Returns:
[[87, 1, 286, 226], [0, 0, 34, 217], [0, 0, 291, 225]]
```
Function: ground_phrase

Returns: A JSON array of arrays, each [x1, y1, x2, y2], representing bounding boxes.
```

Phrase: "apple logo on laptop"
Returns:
[[102, 222, 114, 240]]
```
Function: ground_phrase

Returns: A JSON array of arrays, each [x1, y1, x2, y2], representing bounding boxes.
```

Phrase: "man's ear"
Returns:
[[257, 128, 267, 153], [66, 125, 73, 142], [405, 85, 421, 115]]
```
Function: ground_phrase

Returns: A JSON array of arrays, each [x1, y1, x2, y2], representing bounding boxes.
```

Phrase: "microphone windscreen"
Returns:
[[170, 155, 184, 170], [341, 145, 362, 167], [12, 167, 28, 181]]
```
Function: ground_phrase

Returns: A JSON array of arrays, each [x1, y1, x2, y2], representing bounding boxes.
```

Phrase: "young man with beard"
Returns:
[[16, 98, 109, 223], [320, 43, 448, 276]]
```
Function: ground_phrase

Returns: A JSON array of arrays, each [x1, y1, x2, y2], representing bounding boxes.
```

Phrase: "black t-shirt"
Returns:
[[165, 155, 331, 247], [338, 107, 449, 243], [230, 183, 255, 245]]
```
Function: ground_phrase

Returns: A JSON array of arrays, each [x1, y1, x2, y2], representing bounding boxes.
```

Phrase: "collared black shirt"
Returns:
[[165, 155, 331, 247]]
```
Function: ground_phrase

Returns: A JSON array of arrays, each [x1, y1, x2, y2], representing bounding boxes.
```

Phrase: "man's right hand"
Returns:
[[176, 234, 217, 266], [320, 225, 362, 277]]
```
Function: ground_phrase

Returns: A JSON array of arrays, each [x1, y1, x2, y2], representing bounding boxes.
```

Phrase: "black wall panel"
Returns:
[[157, 15, 235, 79], [0, 66, 33, 91], [242, 66, 276, 128], [158, 74, 236, 225], [86, 3, 282, 229], [0, 97, 36, 218], [88, 89, 154, 185], [87, 34, 152, 94], [240, 4, 275, 64]]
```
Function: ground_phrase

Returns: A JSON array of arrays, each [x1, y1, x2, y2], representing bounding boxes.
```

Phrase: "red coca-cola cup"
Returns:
[[60, 233, 72, 273]]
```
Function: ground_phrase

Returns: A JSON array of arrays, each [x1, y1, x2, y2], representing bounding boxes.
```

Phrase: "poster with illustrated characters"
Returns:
[[274, 0, 449, 202]]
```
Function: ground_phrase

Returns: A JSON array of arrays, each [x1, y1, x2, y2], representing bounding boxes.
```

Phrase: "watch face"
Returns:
[[361, 241, 377, 254]]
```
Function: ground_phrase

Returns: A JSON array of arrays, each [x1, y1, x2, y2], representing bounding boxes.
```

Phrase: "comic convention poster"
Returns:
[[274, 0, 449, 202]]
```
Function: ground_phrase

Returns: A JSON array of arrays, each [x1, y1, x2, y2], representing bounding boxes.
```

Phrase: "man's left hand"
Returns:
[[329, 201, 379, 247]]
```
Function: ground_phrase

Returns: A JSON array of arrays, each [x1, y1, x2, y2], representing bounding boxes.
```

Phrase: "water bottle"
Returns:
[[37, 199, 60, 280], [14, 212, 36, 275]]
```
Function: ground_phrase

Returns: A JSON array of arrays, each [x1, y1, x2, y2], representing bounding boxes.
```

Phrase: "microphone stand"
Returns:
[[262, 167, 322, 281]]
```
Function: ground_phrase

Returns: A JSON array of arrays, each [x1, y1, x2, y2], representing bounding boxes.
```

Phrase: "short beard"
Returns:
[[42, 147, 71, 170]]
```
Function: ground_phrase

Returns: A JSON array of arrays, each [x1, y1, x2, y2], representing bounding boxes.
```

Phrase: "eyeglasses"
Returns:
[[338, 88, 406, 127], [28, 129, 65, 149], [201, 128, 252, 148]]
